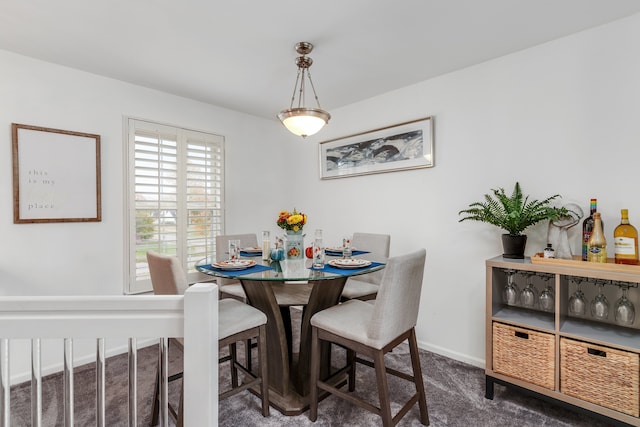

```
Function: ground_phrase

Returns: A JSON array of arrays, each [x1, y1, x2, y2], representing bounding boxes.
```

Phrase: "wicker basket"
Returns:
[[560, 338, 640, 417], [493, 322, 555, 390]]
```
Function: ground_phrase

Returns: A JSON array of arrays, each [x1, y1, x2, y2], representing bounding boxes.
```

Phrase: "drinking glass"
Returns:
[[614, 285, 636, 326], [228, 239, 240, 261], [262, 231, 271, 261], [568, 277, 587, 317], [342, 236, 352, 259], [520, 272, 537, 308], [590, 280, 609, 320], [538, 273, 555, 312], [312, 229, 325, 269], [502, 269, 519, 306]]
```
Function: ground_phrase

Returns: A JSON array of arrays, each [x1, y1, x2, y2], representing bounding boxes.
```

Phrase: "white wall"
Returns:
[[0, 49, 291, 380], [1, 12, 639, 377], [289, 13, 640, 366]]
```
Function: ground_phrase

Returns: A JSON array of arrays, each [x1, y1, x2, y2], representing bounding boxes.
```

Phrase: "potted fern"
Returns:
[[458, 182, 568, 259]]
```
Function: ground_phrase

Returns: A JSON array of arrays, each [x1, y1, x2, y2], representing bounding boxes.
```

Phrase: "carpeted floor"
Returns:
[[218, 342, 613, 427], [8, 310, 616, 426]]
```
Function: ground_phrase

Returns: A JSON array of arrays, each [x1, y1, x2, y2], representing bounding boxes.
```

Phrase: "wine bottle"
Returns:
[[587, 212, 607, 263], [614, 209, 639, 265], [582, 199, 603, 261]]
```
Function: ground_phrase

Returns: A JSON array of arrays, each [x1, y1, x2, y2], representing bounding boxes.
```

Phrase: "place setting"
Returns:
[[240, 246, 263, 257]]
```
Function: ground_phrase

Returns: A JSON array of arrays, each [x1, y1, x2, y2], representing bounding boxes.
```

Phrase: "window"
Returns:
[[125, 119, 224, 294]]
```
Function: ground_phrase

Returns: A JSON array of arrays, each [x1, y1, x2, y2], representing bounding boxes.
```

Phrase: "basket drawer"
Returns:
[[560, 338, 640, 417], [492, 322, 555, 390]]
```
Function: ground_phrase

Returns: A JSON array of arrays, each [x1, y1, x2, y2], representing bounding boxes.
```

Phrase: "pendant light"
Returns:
[[277, 42, 331, 138]]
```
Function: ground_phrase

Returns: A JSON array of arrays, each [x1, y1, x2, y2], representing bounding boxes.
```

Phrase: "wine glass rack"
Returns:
[[486, 255, 640, 426]]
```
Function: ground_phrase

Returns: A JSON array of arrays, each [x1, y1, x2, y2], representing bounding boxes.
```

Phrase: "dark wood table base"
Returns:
[[241, 277, 348, 414]]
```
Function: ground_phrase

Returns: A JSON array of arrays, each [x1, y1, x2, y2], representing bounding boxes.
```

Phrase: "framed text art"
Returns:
[[12, 123, 102, 223], [319, 116, 434, 179]]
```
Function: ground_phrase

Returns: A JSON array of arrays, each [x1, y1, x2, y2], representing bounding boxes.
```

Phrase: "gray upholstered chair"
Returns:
[[146, 250, 270, 422], [215, 233, 259, 300], [340, 232, 390, 301], [309, 249, 429, 426]]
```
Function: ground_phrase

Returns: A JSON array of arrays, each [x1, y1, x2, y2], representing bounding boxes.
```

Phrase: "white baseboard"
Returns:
[[416, 339, 485, 369]]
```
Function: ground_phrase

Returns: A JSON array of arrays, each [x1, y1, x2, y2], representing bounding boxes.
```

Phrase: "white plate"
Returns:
[[325, 247, 357, 254], [328, 259, 371, 269], [212, 260, 256, 270], [241, 247, 262, 253]]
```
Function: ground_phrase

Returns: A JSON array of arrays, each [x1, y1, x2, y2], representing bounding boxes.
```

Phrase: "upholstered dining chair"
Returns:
[[146, 250, 270, 425], [308, 249, 429, 427], [215, 233, 259, 301], [340, 232, 391, 301]]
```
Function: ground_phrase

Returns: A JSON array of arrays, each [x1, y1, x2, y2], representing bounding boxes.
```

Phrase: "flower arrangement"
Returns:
[[277, 208, 307, 233]]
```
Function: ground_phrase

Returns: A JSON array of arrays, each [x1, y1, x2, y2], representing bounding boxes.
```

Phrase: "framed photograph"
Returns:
[[319, 116, 434, 179], [12, 123, 101, 223]]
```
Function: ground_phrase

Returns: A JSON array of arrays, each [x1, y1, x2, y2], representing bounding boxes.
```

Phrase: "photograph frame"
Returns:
[[12, 123, 102, 224], [319, 116, 434, 179]]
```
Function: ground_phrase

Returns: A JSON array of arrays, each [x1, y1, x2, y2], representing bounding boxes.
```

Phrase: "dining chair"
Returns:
[[308, 249, 429, 427], [340, 232, 390, 301], [215, 233, 259, 301], [146, 250, 270, 424]]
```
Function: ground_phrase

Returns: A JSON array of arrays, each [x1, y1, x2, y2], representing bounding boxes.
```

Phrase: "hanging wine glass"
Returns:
[[568, 277, 587, 317], [614, 284, 636, 326], [538, 273, 555, 312], [590, 279, 610, 320], [520, 272, 538, 308], [502, 269, 519, 306]]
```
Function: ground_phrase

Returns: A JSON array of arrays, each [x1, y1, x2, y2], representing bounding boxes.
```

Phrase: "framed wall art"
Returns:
[[319, 116, 434, 179], [12, 123, 102, 223]]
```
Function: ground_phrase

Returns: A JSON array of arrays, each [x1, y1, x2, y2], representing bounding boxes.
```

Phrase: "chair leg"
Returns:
[[177, 381, 184, 427], [230, 343, 238, 388], [409, 329, 430, 425], [245, 339, 253, 372], [373, 349, 393, 427], [347, 348, 356, 392], [150, 369, 160, 426], [308, 326, 320, 422], [258, 324, 270, 416]]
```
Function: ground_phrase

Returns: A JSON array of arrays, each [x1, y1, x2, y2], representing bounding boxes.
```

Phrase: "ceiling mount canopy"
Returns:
[[277, 42, 331, 138]]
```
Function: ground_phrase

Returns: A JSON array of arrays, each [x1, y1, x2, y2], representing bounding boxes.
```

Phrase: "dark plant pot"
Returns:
[[502, 234, 527, 259]]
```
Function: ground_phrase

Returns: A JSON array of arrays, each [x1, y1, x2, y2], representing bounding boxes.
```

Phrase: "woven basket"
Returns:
[[493, 322, 555, 390], [560, 338, 640, 417]]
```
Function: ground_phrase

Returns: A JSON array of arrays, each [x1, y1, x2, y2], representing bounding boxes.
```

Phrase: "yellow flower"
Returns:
[[292, 225, 300, 232], [287, 214, 303, 225]]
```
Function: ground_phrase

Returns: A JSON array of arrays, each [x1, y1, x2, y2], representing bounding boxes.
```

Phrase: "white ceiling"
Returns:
[[1, 1, 639, 121]]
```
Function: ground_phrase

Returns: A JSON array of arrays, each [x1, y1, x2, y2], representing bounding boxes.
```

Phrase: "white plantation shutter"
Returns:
[[126, 119, 224, 293]]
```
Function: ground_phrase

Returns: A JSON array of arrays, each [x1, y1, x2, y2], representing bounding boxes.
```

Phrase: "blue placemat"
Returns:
[[200, 263, 273, 277], [240, 251, 263, 257], [312, 261, 384, 275], [325, 249, 370, 256]]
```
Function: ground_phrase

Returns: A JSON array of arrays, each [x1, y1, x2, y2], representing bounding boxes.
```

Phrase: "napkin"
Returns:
[[240, 250, 263, 257], [312, 261, 384, 275], [200, 263, 272, 277], [324, 249, 370, 256]]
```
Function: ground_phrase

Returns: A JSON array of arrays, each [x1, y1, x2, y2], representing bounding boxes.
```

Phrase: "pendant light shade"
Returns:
[[277, 108, 331, 137], [278, 42, 331, 138]]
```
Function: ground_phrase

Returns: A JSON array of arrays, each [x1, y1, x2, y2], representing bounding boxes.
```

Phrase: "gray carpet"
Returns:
[[219, 343, 612, 427], [8, 322, 615, 426]]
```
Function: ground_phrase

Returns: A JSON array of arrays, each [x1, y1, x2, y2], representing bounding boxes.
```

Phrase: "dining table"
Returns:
[[195, 249, 385, 415]]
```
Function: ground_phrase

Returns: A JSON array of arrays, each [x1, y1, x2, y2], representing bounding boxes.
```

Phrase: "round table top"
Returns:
[[195, 257, 385, 282]]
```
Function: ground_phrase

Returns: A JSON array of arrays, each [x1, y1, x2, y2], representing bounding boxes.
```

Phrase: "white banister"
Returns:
[[0, 283, 218, 427], [0, 340, 8, 425], [63, 338, 73, 427], [184, 282, 218, 426], [128, 338, 137, 426], [31, 339, 41, 427]]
